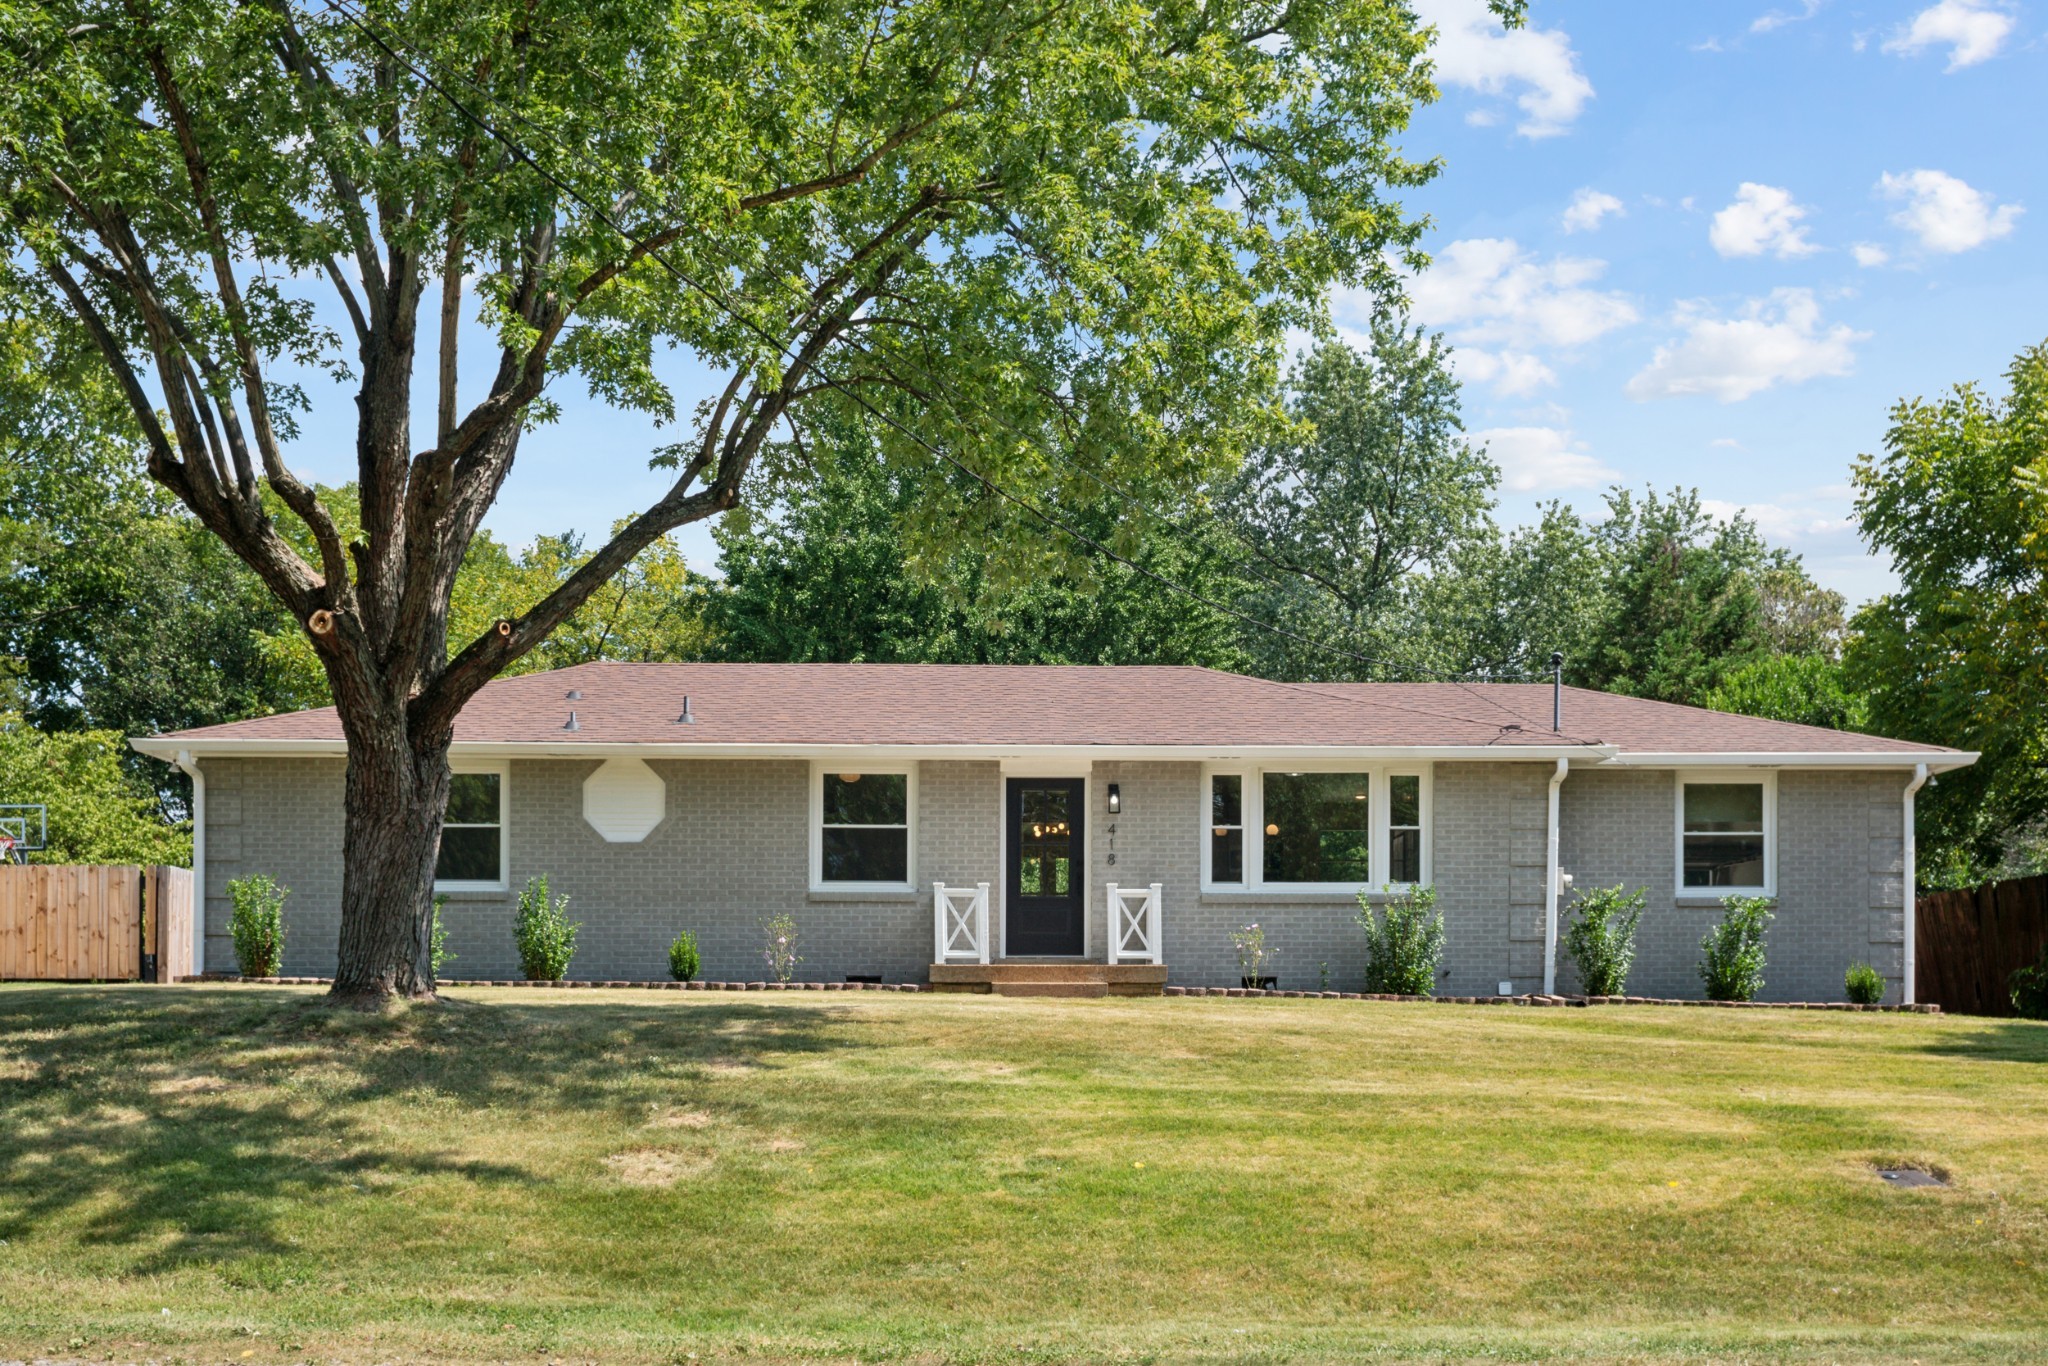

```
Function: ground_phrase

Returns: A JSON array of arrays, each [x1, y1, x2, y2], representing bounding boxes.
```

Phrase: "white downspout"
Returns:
[[175, 749, 205, 976], [1542, 757, 1569, 997], [1902, 762, 1929, 1005]]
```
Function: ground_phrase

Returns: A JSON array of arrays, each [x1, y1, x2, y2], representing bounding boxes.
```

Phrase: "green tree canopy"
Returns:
[[0, 714, 190, 865], [4, 0, 1501, 997], [1847, 338, 2048, 886]]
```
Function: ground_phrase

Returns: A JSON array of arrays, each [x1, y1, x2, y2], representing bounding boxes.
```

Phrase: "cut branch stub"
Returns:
[[495, 618, 513, 638], [308, 608, 337, 638]]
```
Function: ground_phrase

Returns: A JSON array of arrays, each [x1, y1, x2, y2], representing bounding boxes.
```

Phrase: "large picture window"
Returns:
[[436, 766, 505, 889], [1263, 772, 1372, 884], [817, 769, 911, 886], [1678, 774, 1774, 894], [1201, 766, 1429, 891]]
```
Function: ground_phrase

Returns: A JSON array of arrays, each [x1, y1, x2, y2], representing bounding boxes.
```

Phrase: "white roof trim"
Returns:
[[1599, 751, 1976, 770], [130, 736, 1972, 769]]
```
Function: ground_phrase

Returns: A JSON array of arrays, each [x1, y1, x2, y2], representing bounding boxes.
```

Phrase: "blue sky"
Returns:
[[1375, 0, 2045, 603], [279, 0, 2045, 608]]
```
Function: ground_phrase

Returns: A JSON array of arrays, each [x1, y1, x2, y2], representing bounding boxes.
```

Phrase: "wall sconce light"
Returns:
[[1106, 783, 1121, 814]]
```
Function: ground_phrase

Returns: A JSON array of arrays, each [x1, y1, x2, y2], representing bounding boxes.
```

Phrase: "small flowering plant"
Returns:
[[762, 914, 802, 984], [1230, 922, 1273, 986]]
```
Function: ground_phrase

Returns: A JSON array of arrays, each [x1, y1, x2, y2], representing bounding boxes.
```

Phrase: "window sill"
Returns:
[[1675, 892, 1772, 907], [435, 886, 510, 901], [808, 887, 921, 903], [1199, 889, 1366, 905]]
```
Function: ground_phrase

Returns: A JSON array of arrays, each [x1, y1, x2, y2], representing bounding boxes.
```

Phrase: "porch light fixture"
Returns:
[[1107, 783, 1121, 814], [838, 772, 862, 784], [1264, 823, 1280, 837]]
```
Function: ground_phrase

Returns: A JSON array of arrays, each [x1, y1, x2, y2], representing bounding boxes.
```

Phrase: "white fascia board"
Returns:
[[131, 737, 1621, 764], [1599, 751, 1977, 770]]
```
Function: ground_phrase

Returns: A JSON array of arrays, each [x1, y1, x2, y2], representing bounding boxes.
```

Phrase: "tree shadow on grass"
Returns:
[[0, 986, 854, 1274], [1916, 1017, 2048, 1064]]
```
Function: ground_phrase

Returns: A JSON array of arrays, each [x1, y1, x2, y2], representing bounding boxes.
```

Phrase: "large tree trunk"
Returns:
[[330, 718, 452, 1004]]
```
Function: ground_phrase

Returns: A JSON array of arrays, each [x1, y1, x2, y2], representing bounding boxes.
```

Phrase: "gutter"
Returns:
[[174, 749, 205, 976], [1902, 762, 1929, 1005], [1542, 756, 1569, 996]]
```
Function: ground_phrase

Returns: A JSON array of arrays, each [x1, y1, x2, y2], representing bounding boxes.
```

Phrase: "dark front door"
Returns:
[[1006, 778, 1086, 956]]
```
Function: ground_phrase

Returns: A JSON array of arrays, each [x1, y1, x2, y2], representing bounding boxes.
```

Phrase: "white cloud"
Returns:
[[1710, 437, 1744, 449], [1882, 0, 2017, 70], [1752, 0, 1824, 34], [1561, 188, 1626, 234], [1878, 169, 2022, 252], [1850, 241, 1891, 267], [1452, 347, 1558, 397], [1626, 288, 1867, 403], [1412, 0, 1595, 138], [1700, 495, 1857, 544], [1470, 426, 1617, 492], [1709, 184, 1820, 259], [1401, 238, 1639, 351]]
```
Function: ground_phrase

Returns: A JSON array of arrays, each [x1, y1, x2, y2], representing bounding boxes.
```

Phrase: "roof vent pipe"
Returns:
[[1550, 651, 1565, 733], [677, 696, 695, 724], [564, 710, 580, 732]]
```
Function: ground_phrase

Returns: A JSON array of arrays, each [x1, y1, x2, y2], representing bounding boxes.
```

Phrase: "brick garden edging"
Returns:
[[1162, 986, 1940, 1012], [179, 972, 1936, 1010], [183, 973, 929, 991]]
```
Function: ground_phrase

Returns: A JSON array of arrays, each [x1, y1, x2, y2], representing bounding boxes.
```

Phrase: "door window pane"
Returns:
[[1210, 774, 1244, 883], [1018, 787, 1074, 897], [1262, 772, 1371, 883]]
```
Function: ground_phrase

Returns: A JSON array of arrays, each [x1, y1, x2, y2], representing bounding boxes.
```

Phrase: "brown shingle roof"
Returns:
[[135, 662, 1963, 758]]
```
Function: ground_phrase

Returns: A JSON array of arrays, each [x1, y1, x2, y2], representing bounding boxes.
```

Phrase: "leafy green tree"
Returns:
[[0, 714, 190, 865], [1581, 488, 1776, 704], [1412, 500, 1613, 684], [709, 420, 1251, 668], [5, 0, 1488, 1000], [1703, 654, 1870, 733], [1227, 327, 1497, 679], [1847, 339, 2048, 887], [1, 312, 304, 801]]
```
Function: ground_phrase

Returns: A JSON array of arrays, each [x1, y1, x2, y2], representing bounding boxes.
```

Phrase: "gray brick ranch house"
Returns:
[[131, 662, 1973, 1002]]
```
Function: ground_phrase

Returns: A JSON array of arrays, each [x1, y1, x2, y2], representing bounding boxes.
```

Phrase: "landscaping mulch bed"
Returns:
[[179, 973, 1937, 1010]]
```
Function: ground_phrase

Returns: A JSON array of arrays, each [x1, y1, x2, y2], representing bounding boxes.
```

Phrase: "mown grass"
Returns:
[[0, 984, 2043, 1364]]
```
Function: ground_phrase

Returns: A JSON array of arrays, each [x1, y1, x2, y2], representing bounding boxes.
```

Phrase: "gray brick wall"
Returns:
[[1559, 767, 1910, 1003], [197, 754, 1913, 998]]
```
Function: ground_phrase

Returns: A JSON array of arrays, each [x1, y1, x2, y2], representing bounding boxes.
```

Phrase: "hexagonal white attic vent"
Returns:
[[582, 757, 666, 842]]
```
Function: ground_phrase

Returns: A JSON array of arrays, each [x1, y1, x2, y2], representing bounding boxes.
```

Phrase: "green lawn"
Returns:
[[1, 986, 2044, 1364]]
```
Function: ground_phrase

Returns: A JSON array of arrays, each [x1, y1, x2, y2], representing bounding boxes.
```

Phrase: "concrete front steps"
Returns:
[[927, 961, 1168, 998]]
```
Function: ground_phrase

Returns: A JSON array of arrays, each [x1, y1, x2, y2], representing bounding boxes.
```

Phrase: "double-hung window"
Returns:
[[1677, 773, 1774, 896], [436, 764, 507, 890], [1202, 766, 1429, 891], [813, 765, 914, 889]]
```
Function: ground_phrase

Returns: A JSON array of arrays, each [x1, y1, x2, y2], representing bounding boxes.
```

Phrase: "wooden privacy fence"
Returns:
[[0, 864, 192, 983], [1916, 873, 2048, 1016]]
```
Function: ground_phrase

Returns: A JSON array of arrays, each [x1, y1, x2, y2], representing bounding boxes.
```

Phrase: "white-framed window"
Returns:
[[436, 760, 508, 891], [1676, 771, 1775, 897], [810, 761, 916, 891], [1201, 764, 1430, 892]]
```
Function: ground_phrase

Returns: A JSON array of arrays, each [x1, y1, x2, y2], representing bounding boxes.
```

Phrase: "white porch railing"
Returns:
[[1106, 882, 1163, 965], [933, 881, 991, 964]]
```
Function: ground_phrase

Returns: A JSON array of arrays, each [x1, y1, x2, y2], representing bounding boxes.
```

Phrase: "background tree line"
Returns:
[[5, 306, 2041, 889]]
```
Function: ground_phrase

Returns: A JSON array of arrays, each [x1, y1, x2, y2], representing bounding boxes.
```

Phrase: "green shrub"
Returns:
[[668, 930, 701, 983], [1699, 895, 1774, 1001], [1844, 961, 1885, 1005], [1357, 884, 1444, 996], [225, 874, 287, 978], [2011, 944, 2048, 1020], [513, 875, 580, 981], [1562, 883, 1647, 996], [430, 895, 454, 979]]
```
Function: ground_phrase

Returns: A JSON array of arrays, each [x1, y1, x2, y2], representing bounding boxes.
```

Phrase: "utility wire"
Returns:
[[314, 0, 1556, 732]]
